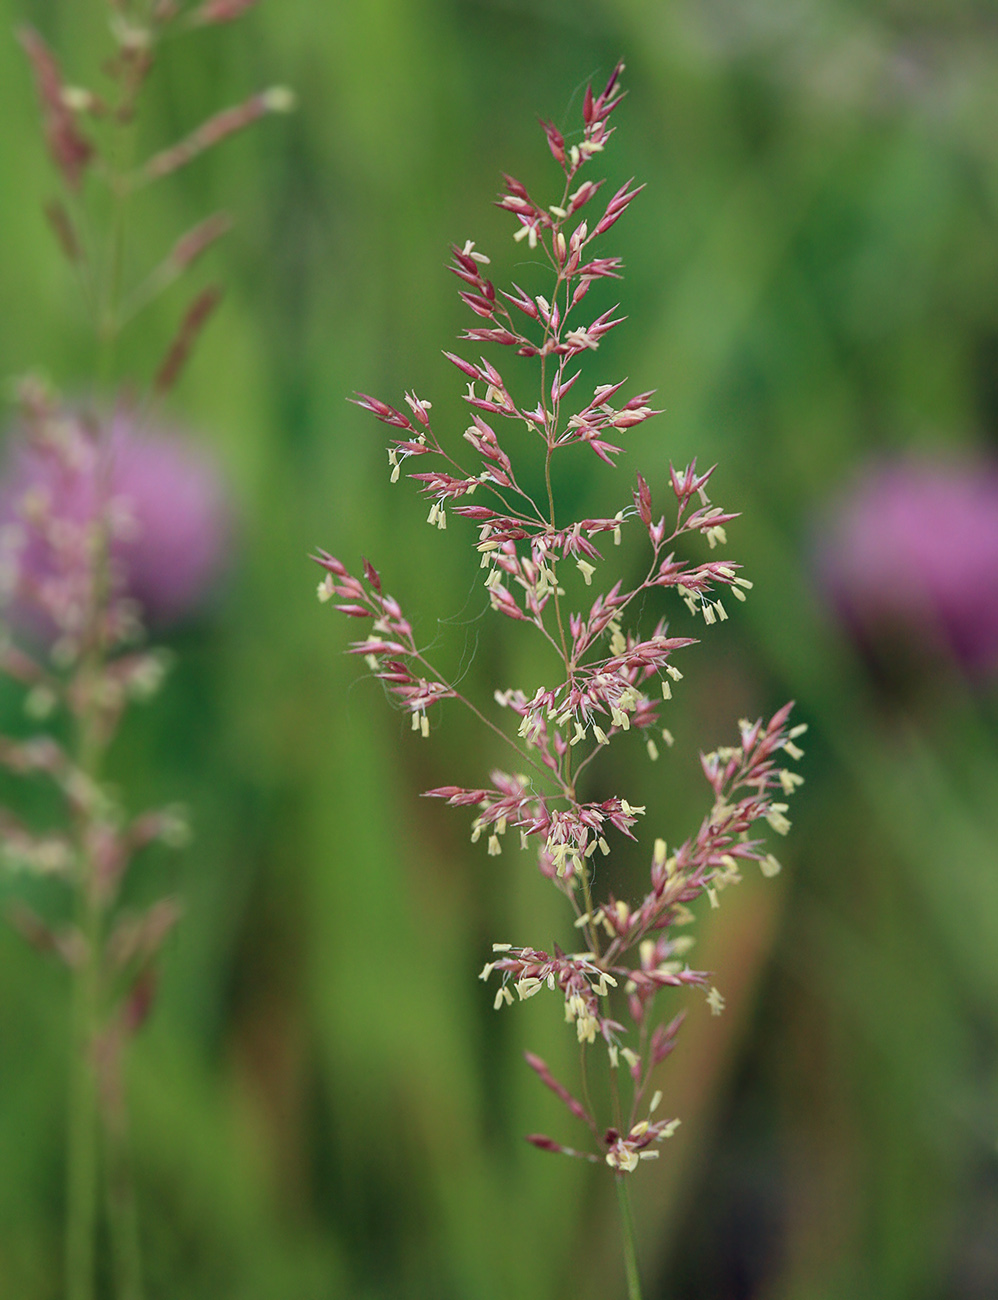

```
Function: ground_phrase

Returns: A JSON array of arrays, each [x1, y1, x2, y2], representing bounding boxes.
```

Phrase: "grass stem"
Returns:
[[615, 1173, 644, 1300]]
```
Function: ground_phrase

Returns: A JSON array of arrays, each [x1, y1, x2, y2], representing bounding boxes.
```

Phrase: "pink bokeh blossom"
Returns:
[[0, 408, 229, 641], [816, 455, 998, 677]]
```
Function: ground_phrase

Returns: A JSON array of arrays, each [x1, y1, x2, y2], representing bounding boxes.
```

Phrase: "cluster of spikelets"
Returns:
[[317, 63, 803, 1172]]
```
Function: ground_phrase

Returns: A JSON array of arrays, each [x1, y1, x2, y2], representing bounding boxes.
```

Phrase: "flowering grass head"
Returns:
[[316, 60, 801, 1247]]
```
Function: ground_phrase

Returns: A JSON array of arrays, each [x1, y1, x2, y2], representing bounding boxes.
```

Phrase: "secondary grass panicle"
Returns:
[[5, 7, 288, 1299]]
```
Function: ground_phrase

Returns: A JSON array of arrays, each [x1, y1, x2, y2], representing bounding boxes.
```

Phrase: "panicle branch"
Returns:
[[19, 2, 291, 380], [19, 27, 95, 191], [141, 87, 295, 182]]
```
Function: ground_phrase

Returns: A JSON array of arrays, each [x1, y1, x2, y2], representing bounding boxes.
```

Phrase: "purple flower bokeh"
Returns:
[[815, 455, 998, 678], [0, 408, 229, 643]]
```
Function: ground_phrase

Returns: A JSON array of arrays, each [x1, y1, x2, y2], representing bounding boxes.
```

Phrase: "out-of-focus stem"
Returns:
[[66, 834, 100, 1300], [615, 1174, 644, 1300], [66, 53, 151, 1294], [106, 1125, 144, 1300], [98, 106, 136, 390], [66, 637, 107, 1300]]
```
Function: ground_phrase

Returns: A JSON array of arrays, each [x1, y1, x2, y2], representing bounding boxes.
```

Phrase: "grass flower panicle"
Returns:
[[317, 61, 801, 1296]]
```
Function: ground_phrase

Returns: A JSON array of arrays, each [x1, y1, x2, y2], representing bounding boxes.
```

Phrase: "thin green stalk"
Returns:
[[66, 634, 111, 1298], [66, 863, 100, 1300], [65, 487, 118, 1300], [615, 1173, 644, 1300], [98, 92, 137, 391], [106, 1124, 144, 1300], [66, 54, 150, 1293]]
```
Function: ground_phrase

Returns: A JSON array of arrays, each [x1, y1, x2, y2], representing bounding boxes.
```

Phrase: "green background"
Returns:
[[1, 1, 997, 1296]]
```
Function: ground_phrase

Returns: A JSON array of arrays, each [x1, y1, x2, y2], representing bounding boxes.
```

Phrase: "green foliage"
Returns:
[[1, 0, 997, 1296]]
